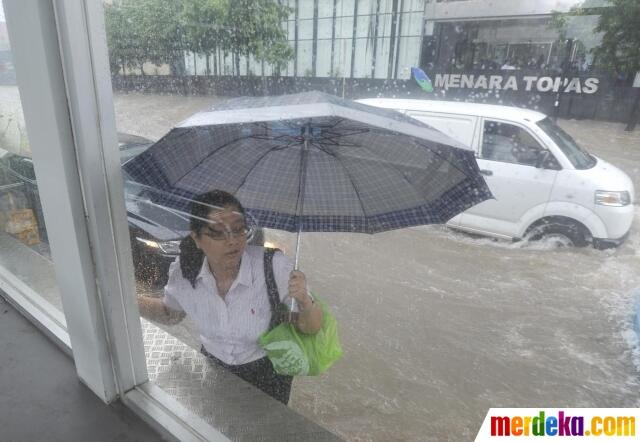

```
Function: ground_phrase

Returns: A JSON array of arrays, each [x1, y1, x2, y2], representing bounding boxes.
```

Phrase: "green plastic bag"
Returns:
[[258, 297, 342, 376]]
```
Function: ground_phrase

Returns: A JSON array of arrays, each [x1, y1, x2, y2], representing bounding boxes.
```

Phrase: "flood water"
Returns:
[[111, 92, 640, 441]]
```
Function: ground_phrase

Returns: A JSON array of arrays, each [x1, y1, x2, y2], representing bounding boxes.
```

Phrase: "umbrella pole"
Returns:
[[290, 130, 310, 316]]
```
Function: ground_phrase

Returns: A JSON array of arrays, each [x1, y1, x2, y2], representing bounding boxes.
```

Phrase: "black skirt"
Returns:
[[201, 346, 293, 405]]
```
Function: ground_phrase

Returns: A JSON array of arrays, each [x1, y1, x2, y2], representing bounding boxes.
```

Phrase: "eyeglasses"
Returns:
[[202, 225, 251, 241]]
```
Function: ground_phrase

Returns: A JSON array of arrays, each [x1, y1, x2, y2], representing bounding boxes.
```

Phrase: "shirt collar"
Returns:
[[197, 250, 252, 288]]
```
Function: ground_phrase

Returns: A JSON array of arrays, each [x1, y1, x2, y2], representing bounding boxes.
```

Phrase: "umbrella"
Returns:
[[124, 91, 492, 279]]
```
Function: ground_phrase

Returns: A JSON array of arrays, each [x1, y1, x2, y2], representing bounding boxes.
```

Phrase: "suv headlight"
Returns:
[[136, 238, 181, 255], [595, 190, 631, 207]]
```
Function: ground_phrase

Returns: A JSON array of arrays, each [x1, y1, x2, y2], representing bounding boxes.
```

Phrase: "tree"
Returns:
[[220, 0, 292, 76], [104, 2, 146, 75], [105, 0, 186, 76], [126, 0, 187, 76], [551, 0, 640, 76], [182, 0, 226, 75], [104, 0, 292, 78], [259, 40, 294, 76], [592, 0, 640, 75]]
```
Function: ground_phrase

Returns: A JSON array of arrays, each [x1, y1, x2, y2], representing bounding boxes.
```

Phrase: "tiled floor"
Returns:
[[0, 295, 162, 442]]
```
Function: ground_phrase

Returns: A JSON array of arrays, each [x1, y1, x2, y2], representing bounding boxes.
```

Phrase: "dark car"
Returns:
[[0, 134, 184, 287], [118, 133, 189, 286]]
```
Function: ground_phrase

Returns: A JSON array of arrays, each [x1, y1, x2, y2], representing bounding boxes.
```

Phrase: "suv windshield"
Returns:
[[537, 117, 596, 169]]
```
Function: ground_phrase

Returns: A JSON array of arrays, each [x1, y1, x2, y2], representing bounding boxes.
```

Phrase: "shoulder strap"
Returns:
[[263, 248, 283, 330]]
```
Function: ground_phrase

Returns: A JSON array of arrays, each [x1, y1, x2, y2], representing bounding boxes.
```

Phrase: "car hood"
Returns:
[[585, 156, 635, 200]]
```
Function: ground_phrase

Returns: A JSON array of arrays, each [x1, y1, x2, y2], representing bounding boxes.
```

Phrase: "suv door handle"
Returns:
[[479, 169, 493, 176]]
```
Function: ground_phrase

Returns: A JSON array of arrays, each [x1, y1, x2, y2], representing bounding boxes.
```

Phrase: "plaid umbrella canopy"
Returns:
[[123, 91, 492, 267]]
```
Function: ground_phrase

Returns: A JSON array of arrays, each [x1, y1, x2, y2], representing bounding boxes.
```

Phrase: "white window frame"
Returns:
[[3, 1, 228, 440]]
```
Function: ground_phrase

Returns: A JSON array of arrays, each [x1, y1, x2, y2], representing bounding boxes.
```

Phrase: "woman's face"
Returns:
[[191, 205, 248, 272]]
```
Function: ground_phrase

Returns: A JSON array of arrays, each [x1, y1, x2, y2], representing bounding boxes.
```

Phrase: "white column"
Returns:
[[3, 0, 147, 401], [52, 0, 149, 393]]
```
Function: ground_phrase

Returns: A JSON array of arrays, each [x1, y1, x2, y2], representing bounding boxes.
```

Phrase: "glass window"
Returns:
[[400, 11, 424, 36], [317, 17, 333, 39], [318, 0, 334, 18], [481, 120, 554, 167], [379, 0, 393, 14], [357, 0, 374, 15], [297, 39, 313, 76], [316, 39, 333, 77], [98, 0, 640, 440], [286, 57, 295, 77], [377, 13, 393, 37], [332, 38, 352, 77], [336, 0, 355, 17], [355, 13, 371, 38], [287, 20, 295, 40], [0, 11, 61, 309], [337, 0, 355, 16], [298, 18, 314, 39], [373, 37, 391, 78], [404, 0, 425, 12], [352, 37, 371, 77], [395, 36, 421, 79], [335, 16, 355, 39], [298, 0, 314, 19], [537, 117, 594, 169]]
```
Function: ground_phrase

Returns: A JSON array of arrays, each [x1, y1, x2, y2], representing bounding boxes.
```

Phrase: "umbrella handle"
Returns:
[[288, 227, 301, 316], [294, 228, 301, 271]]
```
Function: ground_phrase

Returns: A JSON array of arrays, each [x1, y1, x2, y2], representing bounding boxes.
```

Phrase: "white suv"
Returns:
[[359, 98, 635, 248]]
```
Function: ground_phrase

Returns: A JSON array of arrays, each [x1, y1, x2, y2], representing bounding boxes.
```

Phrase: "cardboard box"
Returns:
[[13, 227, 40, 246], [4, 208, 41, 245]]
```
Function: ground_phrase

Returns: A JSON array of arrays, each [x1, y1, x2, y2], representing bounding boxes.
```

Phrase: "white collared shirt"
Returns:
[[163, 245, 293, 365]]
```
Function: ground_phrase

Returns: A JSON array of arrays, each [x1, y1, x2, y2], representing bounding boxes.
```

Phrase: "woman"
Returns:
[[138, 190, 323, 404]]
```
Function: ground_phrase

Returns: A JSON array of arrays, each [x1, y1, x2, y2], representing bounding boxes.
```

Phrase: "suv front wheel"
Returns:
[[524, 218, 590, 248]]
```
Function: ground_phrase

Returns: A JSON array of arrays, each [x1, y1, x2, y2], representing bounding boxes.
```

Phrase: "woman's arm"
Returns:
[[137, 295, 185, 324], [139, 258, 186, 324], [288, 270, 323, 334], [296, 296, 323, 335]]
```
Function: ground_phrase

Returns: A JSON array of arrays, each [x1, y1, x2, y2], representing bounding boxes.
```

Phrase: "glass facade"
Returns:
[[104, 0, 640, 439], [184, 0, 426, 80], [423, 15, 602, 74], [0, 11, 61, 312]]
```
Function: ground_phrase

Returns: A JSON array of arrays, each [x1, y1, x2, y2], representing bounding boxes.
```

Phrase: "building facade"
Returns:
[[185, 0, 609, 80]]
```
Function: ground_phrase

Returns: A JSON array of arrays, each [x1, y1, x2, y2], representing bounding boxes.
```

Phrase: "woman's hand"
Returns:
[[288, 270, 312, 310], [288, 270, 323, 334], [137, 295, 185, 324]]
